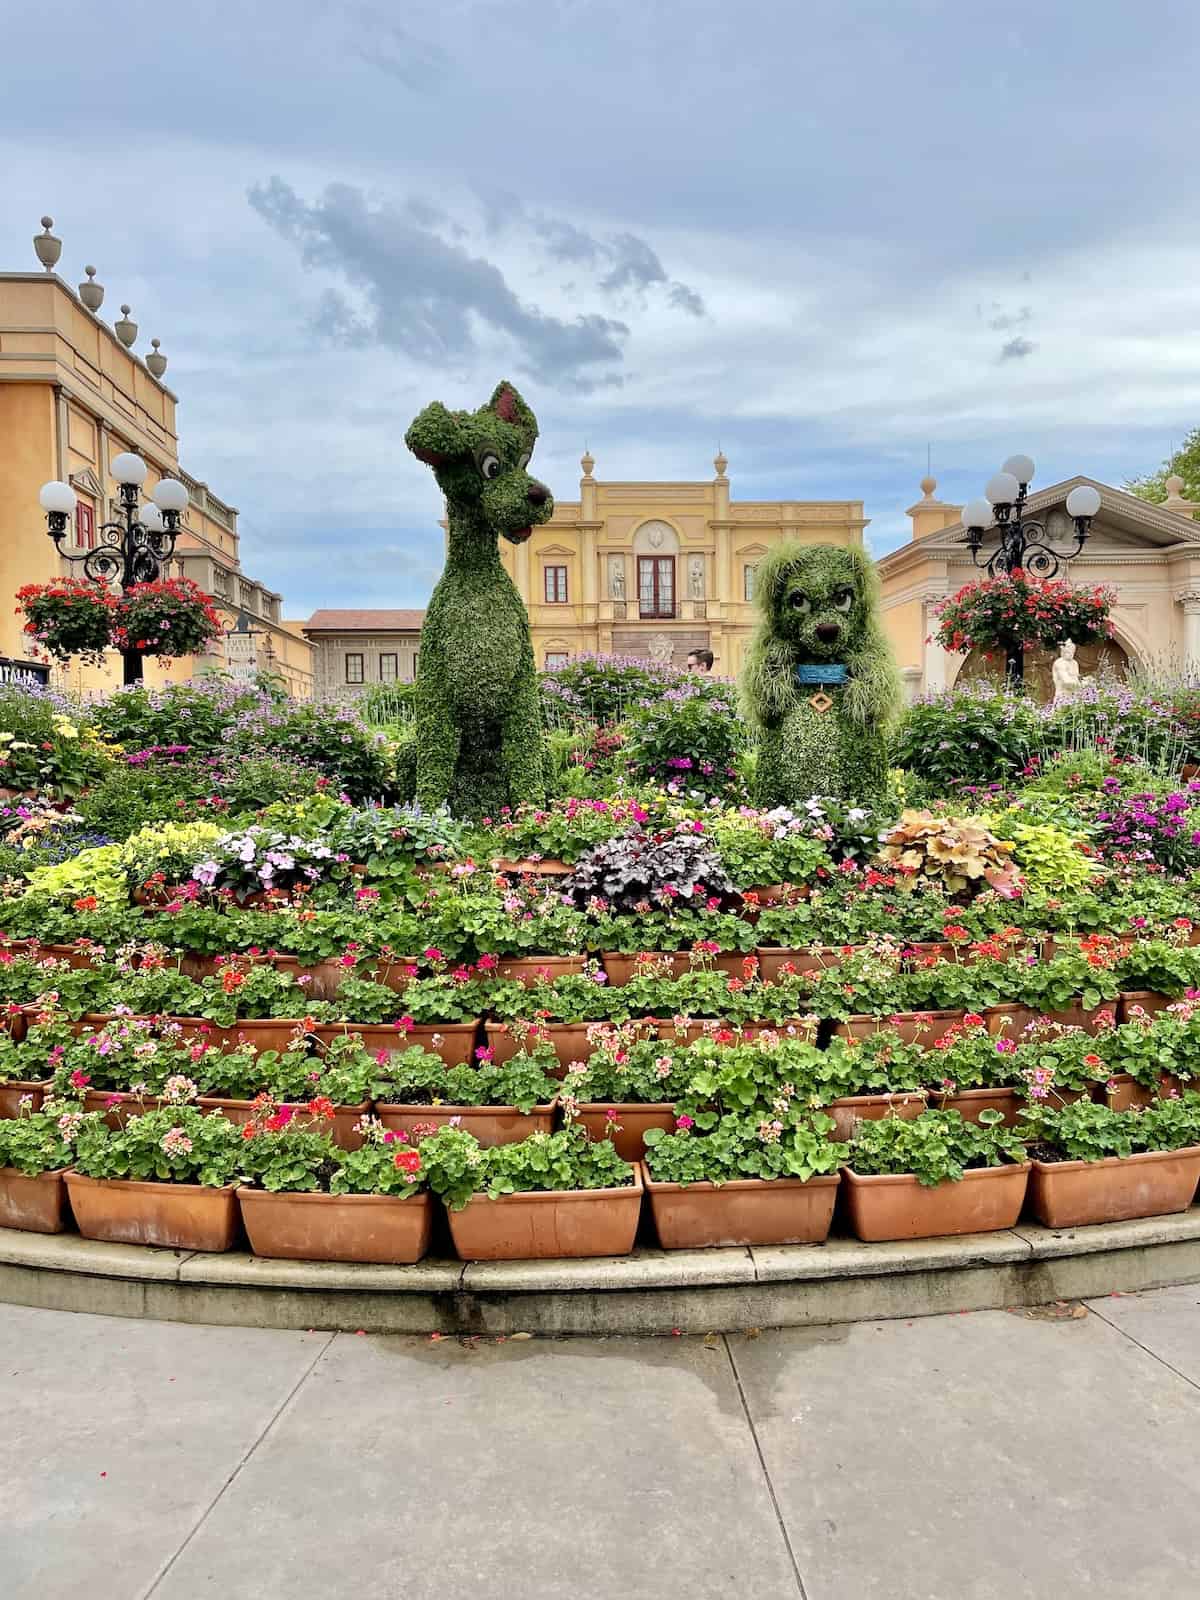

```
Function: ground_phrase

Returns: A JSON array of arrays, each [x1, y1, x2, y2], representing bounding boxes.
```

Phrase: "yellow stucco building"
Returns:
[[0, 224, 312, 698], [499, 449, 867, 676]]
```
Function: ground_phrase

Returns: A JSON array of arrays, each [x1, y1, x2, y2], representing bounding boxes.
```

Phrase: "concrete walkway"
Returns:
[[5, 1289, 1200, 1599]]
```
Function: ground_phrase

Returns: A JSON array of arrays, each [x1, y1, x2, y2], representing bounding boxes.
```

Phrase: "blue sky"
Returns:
[[3, 0, 1198, 615]]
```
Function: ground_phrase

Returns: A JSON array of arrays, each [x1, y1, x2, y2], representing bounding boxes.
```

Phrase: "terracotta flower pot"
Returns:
[[1118, 990, 1173, 1021], [983, 1005, 1038, 1041], [493, 954, 588, 987], [40, 943, 106, 971], [237, 1187, 433, 1264], [494, 857, 572, 877], [0, 1166, 69, 1233], [446, 1168, 643, 1261], [267, 955, 354, 1001], [200, 1097, 371, 1150], [600, 950, 747, 987], [1028, 1146, 1200, 1228], [834, 1011, 966, 1045], [166, 1017, 309, 1053], [824, 1091, 928, 1141], [1100, 1074, 1184, 1113], [643, 1165, 839, 1249], [64, 1172, 240, 1251], [576, 1104, 677, 1161], [82, 1089, 168, 1127], [756, 945, 848, 983], [842, 1162, 1031, 1242], [374, 1101, 556, 1147], [314, 1020, 479, 1065], [0, 1011, 26, 1043], [485, 1021, 593, 1071], [928, 1086, 1024, 1127], [0, 1078, 52, 1117]]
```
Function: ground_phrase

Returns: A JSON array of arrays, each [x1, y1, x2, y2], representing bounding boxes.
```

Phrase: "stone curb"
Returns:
[[4, 1210, 1200, 1334]]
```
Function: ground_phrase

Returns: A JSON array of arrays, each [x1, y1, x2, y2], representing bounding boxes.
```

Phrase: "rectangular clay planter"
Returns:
[[83, 1089, 168, 1128], [1100, 1074, 1185, 1113], [756, 946, 847, 983], [199, 1097, 371, 1150], [167, 1017, 308, 1053], [374, 1102, 556, 1148], [928, 1086, 1024, 1127], [825, 1092, 928, 1142], [64, 1172, 239, 1251], [485, 1021, 594, 1071], [238, 1187, 433, 1264], [0, 1166, 69, 1233], [0, 1079, 52, 1118], [314, 1021, 479, 1066], [576, 1104, 677, 1162], [986, 1003, 1117, 1039], [1118, 991, 1173, 1021], [643, 1165, 839, 1248], [494, 955, 588, 987], [842, 1162, 1031, 1242], [834, 1012, 966, 1045], [600, 951, 746, 987], [1028, 1146, 1200, 1229], [446, 1168, 643, 1261]]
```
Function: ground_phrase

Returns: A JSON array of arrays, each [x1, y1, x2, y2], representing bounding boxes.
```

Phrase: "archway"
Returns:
[[953, 637, 1132, 703]]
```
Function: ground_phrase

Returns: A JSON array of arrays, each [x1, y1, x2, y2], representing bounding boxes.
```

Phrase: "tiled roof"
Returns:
[[303, 609, 426, 632]]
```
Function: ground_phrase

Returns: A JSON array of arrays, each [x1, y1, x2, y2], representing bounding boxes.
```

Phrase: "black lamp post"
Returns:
[[39, 452, 189, 685], [960, 455, 1102, 688]]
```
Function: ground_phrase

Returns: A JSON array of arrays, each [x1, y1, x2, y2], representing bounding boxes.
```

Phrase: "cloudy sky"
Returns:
[[4, 0, 1199, 615]]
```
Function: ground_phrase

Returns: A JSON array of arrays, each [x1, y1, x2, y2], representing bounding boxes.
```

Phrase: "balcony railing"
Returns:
[[638, 601, 679, 620]]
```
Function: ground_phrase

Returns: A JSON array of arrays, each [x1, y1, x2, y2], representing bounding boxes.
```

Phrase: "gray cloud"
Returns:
[[999, 336, 1037, 361], [339, 5, 450, 92], [989, 304, 1033, 331], [248, 177, 629, 391], [513, 203, 705, 316]]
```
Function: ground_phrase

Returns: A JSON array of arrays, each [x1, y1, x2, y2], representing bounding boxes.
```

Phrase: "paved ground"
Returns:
[[5, 1288, 1200, 1599]]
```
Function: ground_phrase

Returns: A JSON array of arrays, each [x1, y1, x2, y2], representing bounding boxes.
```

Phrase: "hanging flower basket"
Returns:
[[933, 573, 1115, 656], [112, 578, 223, 660], [14, 579, 117, 663]]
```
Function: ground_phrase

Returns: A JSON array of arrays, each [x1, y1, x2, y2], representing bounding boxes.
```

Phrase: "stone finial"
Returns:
[[78, 265, 105, 312], [33, 216, 61, 272], [580, 447, 595, 479], [714, 448, 728, 479], [114, 304, 137, 348], [145, 338, 168, 379], [920, 474, 937, 499], [1166, 473, 1185, 497]]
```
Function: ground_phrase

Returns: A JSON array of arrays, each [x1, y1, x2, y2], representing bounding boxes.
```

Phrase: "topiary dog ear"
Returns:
[[405, 401, 466, 469], [487, 381, 538, 450]]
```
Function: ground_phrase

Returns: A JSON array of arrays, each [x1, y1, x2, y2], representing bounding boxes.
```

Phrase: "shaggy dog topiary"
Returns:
[[741, 543, 900, 807], [405, 381, 555, 817]]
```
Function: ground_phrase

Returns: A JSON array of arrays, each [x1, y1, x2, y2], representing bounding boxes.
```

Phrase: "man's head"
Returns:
[[687, 648, 714, 674], [752, 544, 879, 662], [405, 380, 554, 544]]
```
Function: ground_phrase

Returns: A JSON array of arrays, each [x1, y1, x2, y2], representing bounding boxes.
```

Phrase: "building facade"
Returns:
[[878, 473, 1200, 701], [301, 610, 425, 703], [0, 228, 313, 699], [498, 450, 867, 677]]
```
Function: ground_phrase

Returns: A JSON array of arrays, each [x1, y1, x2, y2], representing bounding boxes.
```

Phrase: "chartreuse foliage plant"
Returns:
[[404, 381, 555, 818], [741, 544, 900, 808], [849, 1108, 1025, 1185]]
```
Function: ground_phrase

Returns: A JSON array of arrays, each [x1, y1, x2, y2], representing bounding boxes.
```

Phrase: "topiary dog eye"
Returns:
[[477, 451, 502, 480], [832, 588, 854, 613], [788, 592, 811, 614], [518, 450, 531, 469]]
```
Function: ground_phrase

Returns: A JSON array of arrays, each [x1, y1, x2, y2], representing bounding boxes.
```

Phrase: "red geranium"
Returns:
[[111, 577, 222, 661], [933, 572, 1115, 656]]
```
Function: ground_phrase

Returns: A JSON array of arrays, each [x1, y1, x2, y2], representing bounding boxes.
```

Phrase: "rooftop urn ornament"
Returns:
[[79, 265, 104, 312], [714, 448, 728, 479], [145, 338, 168, 379], [114, 304, 137, 349], [33, 216, 61, 272], [581, 447, 595, 479], [919, 474, 937, 498]]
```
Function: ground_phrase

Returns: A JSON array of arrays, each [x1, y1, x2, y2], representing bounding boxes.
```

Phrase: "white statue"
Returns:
[[689, 557, 705, 600], [609, 559, 625, 600], [1051, 639, 1090, 702]]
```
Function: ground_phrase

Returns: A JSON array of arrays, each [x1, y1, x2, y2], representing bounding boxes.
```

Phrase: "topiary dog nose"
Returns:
[[815, 623, 841, 644], [526, 481, 550, 505]]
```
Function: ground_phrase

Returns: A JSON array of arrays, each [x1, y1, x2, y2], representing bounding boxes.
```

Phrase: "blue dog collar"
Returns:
[[795, 664, 848, 687]]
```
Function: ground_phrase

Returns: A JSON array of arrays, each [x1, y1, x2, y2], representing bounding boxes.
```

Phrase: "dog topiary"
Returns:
[[740, 543, 900, 807], [405, 381, 555, 817]]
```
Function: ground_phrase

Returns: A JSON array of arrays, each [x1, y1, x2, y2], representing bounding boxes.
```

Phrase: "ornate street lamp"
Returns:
[[960, 455, 1102, 686], [38, 453, 190, 684]]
